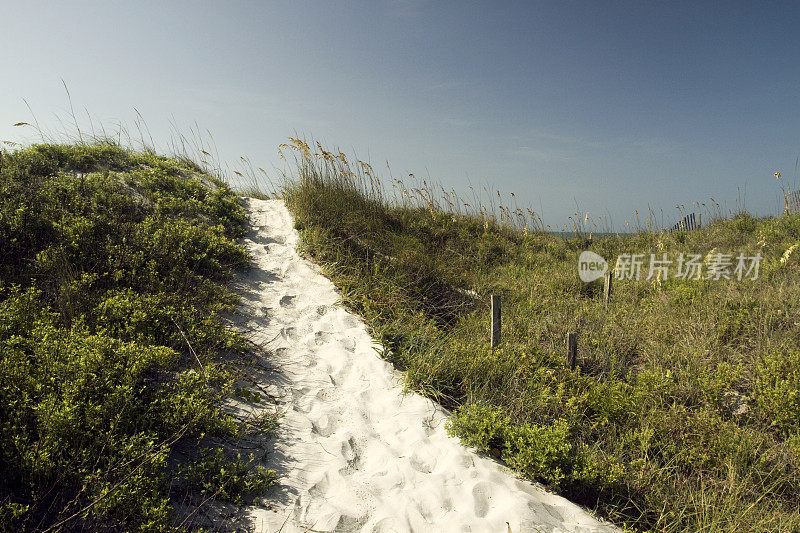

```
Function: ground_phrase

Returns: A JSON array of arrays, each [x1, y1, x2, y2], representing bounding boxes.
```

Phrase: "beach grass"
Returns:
[[5, 121, 800, 531], [280, 137, 800, 532]]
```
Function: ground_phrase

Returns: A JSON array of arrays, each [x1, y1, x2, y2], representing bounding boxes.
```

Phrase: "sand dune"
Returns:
[[226, 197, 617, 532]]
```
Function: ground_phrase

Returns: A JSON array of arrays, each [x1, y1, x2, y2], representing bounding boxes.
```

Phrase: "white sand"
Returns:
[[229, 197, 618, 532]]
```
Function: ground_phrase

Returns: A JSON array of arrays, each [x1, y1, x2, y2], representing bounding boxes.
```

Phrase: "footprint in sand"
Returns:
[[250, 234, 279, 247], [410, 449, 437, 474], [335, 514, 366, 530], [340, 437, 362, 474], [341, 314, 359, 328], [441, 497, 454, 513], [279, 294, 296, 308], [311, 414, 336, 437], [248, 319, 270, 335], [529, 500, 565, 523], [280, 327, 298, 341], [314, 331, 334, 346], [472, 481, 493, 518], [315, 388, 336, 402], [458, 454, 475, 469], [309, 474, 330, 498], [340, 336, 356, 352]]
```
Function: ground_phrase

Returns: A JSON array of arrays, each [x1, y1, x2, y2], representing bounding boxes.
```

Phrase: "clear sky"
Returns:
[[2, 1, 799, 230]]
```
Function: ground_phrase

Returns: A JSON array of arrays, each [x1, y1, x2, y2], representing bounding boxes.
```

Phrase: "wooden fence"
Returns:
[[489, 294, 579, 368], [670, 212, 701, 232], [785, 191, 800, 215]]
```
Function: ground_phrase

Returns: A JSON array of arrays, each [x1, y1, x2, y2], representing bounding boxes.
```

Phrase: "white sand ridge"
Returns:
[[224, 197, 618, 532]]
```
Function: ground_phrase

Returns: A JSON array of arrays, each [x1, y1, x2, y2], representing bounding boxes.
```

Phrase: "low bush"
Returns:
[[0, 144, 273, 531]]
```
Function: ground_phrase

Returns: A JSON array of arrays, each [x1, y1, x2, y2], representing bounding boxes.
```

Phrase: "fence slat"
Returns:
[[567, 332, 577, 369]]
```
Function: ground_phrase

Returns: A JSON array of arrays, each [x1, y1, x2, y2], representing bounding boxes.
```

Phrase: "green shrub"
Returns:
[[0, 143, 266, 531], [183, 448, 276, 505], [447, 404, 574, 485], [756, 348, 800, 436], [503, 419, 572, 485], [445, 403, 509, 452]]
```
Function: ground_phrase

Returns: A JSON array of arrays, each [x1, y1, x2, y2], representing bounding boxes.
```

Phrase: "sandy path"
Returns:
[[229, 197, 617, 532]]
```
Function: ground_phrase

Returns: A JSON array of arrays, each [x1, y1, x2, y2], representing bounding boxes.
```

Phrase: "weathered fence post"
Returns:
[[566, 332, 577, 369], [491, 295, 501, 348], [603, 271, 613, 308]]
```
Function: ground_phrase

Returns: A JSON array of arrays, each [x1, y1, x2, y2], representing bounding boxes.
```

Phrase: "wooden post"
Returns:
[[603, 271, 613, 308], [491, 295, 501, 348], [566, 332, 577, 369]]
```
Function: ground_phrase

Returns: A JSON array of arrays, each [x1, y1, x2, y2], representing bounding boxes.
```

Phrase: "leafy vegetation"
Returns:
[[0, 143, 274, 531], [280, 137, 800, 531]]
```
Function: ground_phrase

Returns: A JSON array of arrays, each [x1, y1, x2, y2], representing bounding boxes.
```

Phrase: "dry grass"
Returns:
[[277, 138, 800, 532]]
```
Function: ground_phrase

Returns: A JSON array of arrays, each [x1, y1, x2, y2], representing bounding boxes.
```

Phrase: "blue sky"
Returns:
[[2, 1, 799, 230]]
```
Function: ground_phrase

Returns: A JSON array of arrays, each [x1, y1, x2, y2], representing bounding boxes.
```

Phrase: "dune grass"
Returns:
[[0, 143, 276, 531], [279, 138, 800, 531]]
